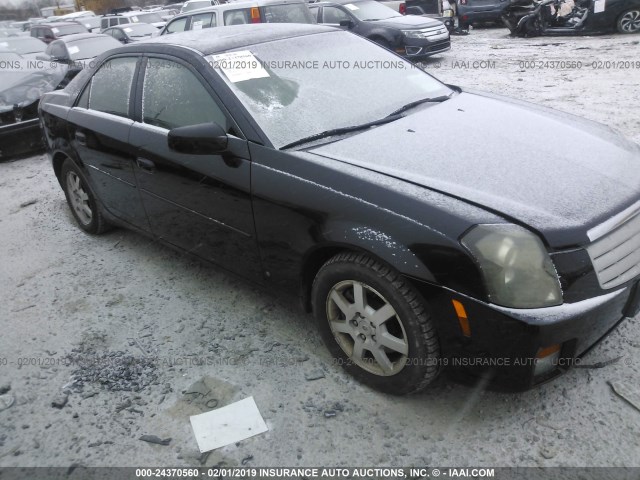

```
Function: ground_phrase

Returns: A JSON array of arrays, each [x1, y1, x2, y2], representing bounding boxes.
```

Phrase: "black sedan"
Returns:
[[502, 0, 640, 35], [310, 0, 450, 59], [39, 24, 640, 393]]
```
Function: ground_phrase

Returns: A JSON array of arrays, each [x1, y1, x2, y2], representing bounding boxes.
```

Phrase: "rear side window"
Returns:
[[89, 57, 138, 118], [263, 3, 314, 23], [165, 16, 188, 33], [191, 12, 216, 29], [142, 57, 228, 130], [224, 9, 250, 25]]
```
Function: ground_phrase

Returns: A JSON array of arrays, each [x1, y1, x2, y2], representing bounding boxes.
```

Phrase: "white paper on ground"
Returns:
[[189, 396, 268, 453]]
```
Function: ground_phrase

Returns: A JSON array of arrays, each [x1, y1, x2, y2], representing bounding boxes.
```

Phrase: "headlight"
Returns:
[[402, 30, 425, 38], [461, 224, 562, 308]]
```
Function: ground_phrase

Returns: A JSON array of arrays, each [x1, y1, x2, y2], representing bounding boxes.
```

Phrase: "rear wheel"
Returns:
[[312, 252, 441, 395], [61, 158, 110, 234], [617, 8, 640, 33]]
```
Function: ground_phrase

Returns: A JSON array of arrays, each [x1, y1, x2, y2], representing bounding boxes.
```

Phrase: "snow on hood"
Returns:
[[0, 59, 67, 112], [309, 90, 640, 248]]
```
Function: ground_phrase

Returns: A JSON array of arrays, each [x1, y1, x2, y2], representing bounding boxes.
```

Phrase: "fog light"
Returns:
[[534, 344, 561, 376]]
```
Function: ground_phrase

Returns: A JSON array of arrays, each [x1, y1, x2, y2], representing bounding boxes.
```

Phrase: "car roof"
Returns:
[[171, 0, 309, 19], [36, 22, 86, 27], [132, 23, 335, 55], [56, 33, 109, 43]]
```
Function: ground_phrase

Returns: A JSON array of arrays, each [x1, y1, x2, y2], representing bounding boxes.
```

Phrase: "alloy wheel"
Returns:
[[620, 10, 640, 32], [66, 171, 93, 226], [326, 280, 409, 376]]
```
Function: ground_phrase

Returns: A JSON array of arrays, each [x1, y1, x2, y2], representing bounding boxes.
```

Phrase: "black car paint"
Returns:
[[311, 1, 450, 58], [39, 25, 640, 391]]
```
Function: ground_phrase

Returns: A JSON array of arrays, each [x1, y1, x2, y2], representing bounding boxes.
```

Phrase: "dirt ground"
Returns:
[[1, 28, 640, 469]]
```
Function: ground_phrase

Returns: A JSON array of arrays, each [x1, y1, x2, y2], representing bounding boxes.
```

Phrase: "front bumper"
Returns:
[[0, 117, 43, 160], [412, 277, 639, 391], [401, 36, 452, 59]]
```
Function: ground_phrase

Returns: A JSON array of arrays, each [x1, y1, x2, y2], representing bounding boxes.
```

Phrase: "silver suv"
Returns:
[[100, 11, 167, 30], [160, 0, 315, 35]]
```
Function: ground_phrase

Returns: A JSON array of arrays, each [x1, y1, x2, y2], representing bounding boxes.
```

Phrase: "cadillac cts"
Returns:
[[39, 24, 640, 393]]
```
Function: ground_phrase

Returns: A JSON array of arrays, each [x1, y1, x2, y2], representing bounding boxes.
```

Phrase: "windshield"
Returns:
[[67, 36, 120, 60], [345, 1, 401, 20], [125, 23, 158, 36], [0, 37, 46, 54], [210, 30, 450, 148], [133, 12, 164, 23]]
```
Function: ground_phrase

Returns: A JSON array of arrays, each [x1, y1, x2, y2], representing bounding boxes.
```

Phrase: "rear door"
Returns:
[[66, 56, 151, 230], [128, 55, 262, 281]]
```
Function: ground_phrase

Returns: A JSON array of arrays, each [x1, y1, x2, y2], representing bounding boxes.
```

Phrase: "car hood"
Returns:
[[0, 60, 67, 112], [367, 15, 444, 28], [308, 90, 640, 248]]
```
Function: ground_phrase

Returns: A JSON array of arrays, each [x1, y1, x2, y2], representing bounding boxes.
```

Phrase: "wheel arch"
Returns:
[[298, 229, 439, 313], [52, 150, 71, 186]]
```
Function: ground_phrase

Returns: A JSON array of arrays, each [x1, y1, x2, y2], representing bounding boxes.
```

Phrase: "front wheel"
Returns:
[[61, 158, 110, 234], [312, 252, 441, 395], [617, 8, 640, 34]]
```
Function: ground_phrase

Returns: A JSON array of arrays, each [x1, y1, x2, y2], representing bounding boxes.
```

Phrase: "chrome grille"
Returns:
[[586, 208, 640, 289]]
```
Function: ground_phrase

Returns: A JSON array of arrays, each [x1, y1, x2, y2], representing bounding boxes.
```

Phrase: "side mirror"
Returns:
[[168, 122, 228, 155], [339, 19, 354, 28]]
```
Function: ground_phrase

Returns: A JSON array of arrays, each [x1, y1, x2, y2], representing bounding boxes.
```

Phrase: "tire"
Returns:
[[312, 252, 441, 395], [617, 8, 640, 34], [61, 158, 110, 234]]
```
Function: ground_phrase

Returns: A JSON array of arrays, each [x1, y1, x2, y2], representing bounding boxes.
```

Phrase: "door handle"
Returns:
[[136, 157, 156, 172], [75, 131, 87, 146]]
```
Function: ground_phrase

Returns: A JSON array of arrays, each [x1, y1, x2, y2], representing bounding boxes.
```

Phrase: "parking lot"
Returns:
[[1, 27, 640, 469]]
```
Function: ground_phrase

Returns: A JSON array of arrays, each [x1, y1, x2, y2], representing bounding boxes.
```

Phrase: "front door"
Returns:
[[128, 56, 262, 281]]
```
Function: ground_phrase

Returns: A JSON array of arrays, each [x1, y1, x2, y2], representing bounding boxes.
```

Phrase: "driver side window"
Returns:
[[322, 6, 350, 24], [142, 58, 229, 131]]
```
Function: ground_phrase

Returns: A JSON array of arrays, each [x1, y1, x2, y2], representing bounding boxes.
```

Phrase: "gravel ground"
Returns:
[[1, 27, 640, 469]]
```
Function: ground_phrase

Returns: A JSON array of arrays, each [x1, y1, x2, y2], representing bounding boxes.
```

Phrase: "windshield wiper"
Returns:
[[280, 114, 402, 150], [386, 94, 452, 117]]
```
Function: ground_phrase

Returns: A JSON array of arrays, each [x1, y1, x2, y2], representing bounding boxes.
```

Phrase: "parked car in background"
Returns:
[[75, 16, 102, 32], [37, 33, 122, 67], [502, 0, 640, 35], [31, 22, 88, 44], [100, 11, 167, 30], [58, 11, 97, 21], [0, 53, 68, 159], [405, 0, 455, 30], [0, 36, 47, 58], [456, 0, 509, 25], [311, 0, 450, 59], [180, 0, 220, 13], [39, 23, 640, 394], [159, 8, 180, 20], [103, 23, 159, 43], [160, 0, 315, 35]]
